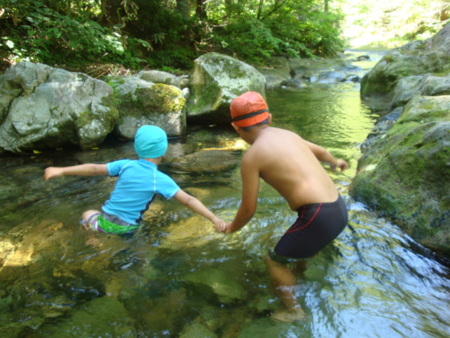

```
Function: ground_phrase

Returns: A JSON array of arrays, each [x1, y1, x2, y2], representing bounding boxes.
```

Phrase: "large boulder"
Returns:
[[352, 24, 450, 257], [186, 53, 266, 125], [350, 95, 450, 256], [361, 23, 450, 111], [108, 76, 186, 138], [0, 62, 118, 153]]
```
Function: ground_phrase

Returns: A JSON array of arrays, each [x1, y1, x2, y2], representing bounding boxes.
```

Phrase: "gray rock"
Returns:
[[186, 53, 266, 124], [109, 76, 186, 138], [351, 95, 450, 256], [137, 70, 176, 84], [361, 23, 450, 111], [168, 149, 241, 174], [0, 62, 118, 152], [391, 74, 450, 108]]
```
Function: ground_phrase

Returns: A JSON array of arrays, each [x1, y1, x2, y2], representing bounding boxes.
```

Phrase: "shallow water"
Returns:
[[0, 52, 449, 337]]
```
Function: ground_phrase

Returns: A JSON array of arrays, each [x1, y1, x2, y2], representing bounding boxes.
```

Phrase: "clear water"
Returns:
[[0, 53, 449, 337]]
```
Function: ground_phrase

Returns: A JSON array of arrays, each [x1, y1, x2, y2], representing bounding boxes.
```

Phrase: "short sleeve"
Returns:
[[106, 159, 132, 177], [156, 172, 180, 199]]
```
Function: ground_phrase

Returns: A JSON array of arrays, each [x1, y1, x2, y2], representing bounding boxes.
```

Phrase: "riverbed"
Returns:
[[0, 51, 449, 337]]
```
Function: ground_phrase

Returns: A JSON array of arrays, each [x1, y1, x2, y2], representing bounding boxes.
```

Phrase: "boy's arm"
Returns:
[[303, 140, 348, 171], [174, 189, 223, 226], [44, 164, 108, 180], [222, 155, 260, 233]]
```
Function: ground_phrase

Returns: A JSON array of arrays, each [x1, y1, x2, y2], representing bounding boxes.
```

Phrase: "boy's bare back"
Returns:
[[243, 126, 339, 210]]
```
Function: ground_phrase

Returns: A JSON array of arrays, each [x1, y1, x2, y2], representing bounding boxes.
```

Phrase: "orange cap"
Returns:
[[230, 91, 269, 128]]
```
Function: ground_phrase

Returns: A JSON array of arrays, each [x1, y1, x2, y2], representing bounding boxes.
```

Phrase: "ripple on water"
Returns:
[[0, 67, 449, 336]]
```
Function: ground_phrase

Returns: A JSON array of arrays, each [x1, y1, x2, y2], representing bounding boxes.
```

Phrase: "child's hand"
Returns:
[[44, 167, 64, 181], [331, 159, 348, 172], [212, 217, 225, 230], [214, 221, 231, 234]]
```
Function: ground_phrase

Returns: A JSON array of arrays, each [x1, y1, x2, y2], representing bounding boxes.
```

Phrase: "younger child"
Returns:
[[45, 125, 224, 235]]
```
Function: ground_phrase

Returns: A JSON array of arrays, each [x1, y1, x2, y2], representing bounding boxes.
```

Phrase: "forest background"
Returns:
[[0, 0, 448, 75]]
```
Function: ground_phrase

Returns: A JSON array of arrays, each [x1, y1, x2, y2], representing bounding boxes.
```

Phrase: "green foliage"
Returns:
[[0, 0, 147, 69], [0, 0, 352, 71], [208, 1, 344, 63], [210, 18, 285, 63], [121, 0, 198, 69]]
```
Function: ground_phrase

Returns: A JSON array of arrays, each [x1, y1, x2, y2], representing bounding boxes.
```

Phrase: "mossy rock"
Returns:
[[186, 53, 266, 125], [350, 95, 450, 256]]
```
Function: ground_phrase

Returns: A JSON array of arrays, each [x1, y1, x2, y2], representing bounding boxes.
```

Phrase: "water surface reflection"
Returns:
[[0, 56, 449, 337]]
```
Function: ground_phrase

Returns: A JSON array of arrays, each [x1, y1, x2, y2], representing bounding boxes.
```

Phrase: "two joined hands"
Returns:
[[212, 218, 231, 234]]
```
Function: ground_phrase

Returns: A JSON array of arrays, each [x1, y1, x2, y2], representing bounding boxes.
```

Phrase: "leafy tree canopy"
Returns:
[[0, 0, 447, 73]]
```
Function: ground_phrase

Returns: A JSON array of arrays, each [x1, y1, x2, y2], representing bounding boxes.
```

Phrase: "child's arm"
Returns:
[[303, 140, 348, 171], [174, 189, 224, 227], [44, 164, 108, 181]]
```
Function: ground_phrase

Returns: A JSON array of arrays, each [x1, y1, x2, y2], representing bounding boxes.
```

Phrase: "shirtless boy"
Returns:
[[215, 91, 348, 322]]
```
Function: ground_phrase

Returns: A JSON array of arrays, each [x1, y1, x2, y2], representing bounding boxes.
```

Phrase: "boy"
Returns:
[[45, 125, 224, 235], [215, 92, 348, 322]]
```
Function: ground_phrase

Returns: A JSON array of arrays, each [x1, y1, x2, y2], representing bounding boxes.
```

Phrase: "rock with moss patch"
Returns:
[[390, 74, 450, 109], [0, 62, 118, 153], [110, 76, 186, 138], [186, 53, 266, 125], [37, 296, 135, 336], [350, 95, 450, 256], [361, 23, 450, 112]]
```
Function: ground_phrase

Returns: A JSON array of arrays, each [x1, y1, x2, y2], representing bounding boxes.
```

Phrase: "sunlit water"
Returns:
[[0, 52, 449, 337]]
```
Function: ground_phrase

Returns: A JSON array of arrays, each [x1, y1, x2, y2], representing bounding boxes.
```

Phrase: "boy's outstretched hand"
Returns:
[[331, 159, 348, 172]]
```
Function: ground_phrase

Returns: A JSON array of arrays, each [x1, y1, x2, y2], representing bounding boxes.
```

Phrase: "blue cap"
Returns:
[[134, 125, 168, 158]]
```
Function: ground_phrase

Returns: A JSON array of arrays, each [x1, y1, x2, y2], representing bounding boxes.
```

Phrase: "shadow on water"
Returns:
[[0, 53, 449, 337]]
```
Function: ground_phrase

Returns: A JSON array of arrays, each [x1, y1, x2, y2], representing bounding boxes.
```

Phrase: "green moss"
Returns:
[[137, 84, 185, 113], [383, 55, 395, 63], [76, 111, 94, 127]]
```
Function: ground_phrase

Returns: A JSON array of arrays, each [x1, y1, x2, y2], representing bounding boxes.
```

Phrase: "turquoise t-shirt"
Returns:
[[102, 159, 180, 225]]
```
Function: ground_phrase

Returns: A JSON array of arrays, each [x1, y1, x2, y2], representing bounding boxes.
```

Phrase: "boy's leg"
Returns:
[[264, 254, 306, 321], [81, 209, 101, 231]]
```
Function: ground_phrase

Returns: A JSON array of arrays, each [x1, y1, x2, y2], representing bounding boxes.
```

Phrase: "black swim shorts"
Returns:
[[270, 194, 348, 263]]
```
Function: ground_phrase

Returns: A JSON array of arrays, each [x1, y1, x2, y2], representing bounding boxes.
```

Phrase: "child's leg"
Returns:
[[264, 254, 306, 322], [81, 210, 101, 231]]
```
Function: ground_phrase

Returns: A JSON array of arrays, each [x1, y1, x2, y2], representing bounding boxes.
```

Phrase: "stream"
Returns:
[[0, 50, 449, 337]]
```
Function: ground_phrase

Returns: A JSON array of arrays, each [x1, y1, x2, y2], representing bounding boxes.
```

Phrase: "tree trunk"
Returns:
[[195, 0, 207, 19], [257, 0, 264, 20], [225, 0, 232, 17], [177, 0, 191, 19], [100, 0, 122, 26]]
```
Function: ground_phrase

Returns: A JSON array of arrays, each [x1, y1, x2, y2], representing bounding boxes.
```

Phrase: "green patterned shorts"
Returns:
[[83, 212, 139, 235]]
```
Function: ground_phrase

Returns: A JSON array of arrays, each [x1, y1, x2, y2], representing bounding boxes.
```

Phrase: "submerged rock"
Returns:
[[37, 296, 135, 336], [168, 149, 241, 174], [183, 267, 248, 304]]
